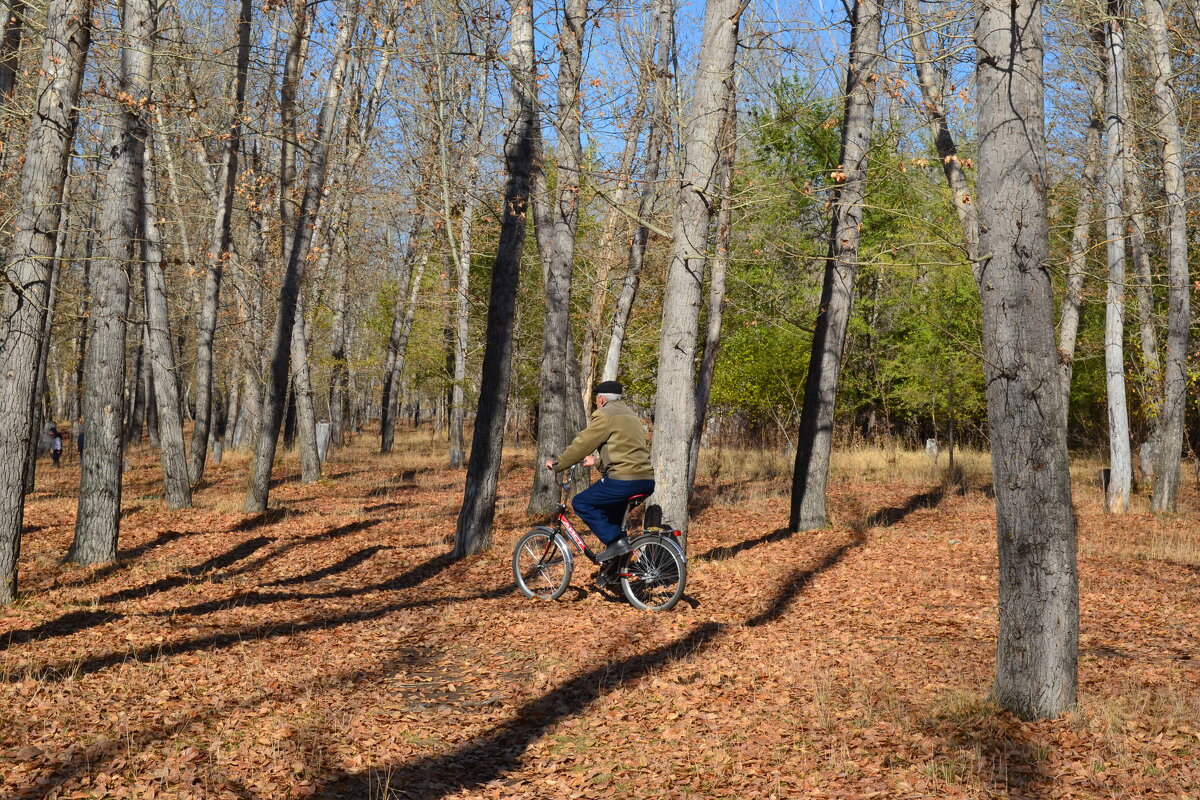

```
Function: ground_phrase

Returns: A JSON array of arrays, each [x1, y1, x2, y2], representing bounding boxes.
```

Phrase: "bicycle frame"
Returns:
[[550, 468, 602, 564]]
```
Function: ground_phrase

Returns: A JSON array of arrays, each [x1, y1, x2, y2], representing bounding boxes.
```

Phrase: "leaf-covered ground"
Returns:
[[2, 435, 1198, 799]]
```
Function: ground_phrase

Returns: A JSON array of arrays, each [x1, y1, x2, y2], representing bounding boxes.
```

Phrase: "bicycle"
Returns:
[[512, 466, 687, 611]]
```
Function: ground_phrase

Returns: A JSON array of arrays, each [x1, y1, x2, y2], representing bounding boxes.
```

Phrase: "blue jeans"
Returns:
[[572, 477, 655, 545]]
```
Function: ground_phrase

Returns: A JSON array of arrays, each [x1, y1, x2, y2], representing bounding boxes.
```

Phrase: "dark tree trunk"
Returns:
[[452, 0, 536, 558], [0, 0, 25, 102], [245, 0, 358, 512], [381, 216, 425, 453], [976, 0, 1078, 719], [70, 0, 154, 565], [188, 0, 252, 484], [790, 0, 881, 531]]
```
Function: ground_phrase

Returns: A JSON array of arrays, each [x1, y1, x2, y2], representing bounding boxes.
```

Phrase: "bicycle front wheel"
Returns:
[[513, 528, 573, 600], [620, 535, 686, 611]]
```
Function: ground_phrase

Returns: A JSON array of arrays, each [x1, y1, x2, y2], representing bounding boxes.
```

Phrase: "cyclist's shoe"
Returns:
[[596, 536, 632, 562]]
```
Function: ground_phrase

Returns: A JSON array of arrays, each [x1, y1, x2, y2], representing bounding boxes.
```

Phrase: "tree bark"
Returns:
[[69, 0, 154, 565], [381, 216, 424, 453], [1057, 68, 1104, 428], [601, 0, 673, 383], [188, 0, 253, 484], [1148, 0, 1191, 511], [790, 0, 880, 531], [452, 0, 536, 558], [141, 136, 192, 508], [1101, 1, 1132, 513], [976, 0, 1078, 719], [527, 0, 589, 514], [290, 289, 322, 482], [0, 0, 90, 601], [245, 0, 358, 512], [689, 85, 737, 490]]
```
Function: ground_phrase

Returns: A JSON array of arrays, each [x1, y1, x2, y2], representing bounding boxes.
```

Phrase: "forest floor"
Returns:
[[2, 430, 1198, 799]]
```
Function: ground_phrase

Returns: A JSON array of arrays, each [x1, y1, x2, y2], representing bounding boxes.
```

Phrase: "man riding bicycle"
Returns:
[[544, 381, 655, 561]]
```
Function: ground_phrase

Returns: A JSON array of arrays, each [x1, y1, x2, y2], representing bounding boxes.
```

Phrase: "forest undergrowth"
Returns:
[[1, 431, 1197, 799]]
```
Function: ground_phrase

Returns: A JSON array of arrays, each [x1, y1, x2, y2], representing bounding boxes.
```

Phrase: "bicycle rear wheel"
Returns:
[[620, 535, 686, 611], [513, 528, 573, 600]]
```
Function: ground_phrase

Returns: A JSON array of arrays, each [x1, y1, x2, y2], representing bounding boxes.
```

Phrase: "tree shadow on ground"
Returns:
[[213, 519, 383, 582], [865, 486, 946, 528], [47, 529, 202, 591], [920, 703, 1054, 800], [231, 508, 290, 532], [96, 536, 274, 604], [9, 553, 482, 682], [695, 527, 794, 562], [365, 469, 424, 498], [267, 545, 394, 587], [319, 534, 864, 799]]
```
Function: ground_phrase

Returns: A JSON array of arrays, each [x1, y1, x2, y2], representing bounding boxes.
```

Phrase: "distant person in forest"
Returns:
[[544, 381, 654, 561], [49, 425, 63, 468]]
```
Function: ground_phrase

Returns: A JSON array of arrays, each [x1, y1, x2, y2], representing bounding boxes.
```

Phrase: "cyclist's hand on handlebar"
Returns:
[[544, 458, 558, 471], [581, 455, 596, 468]]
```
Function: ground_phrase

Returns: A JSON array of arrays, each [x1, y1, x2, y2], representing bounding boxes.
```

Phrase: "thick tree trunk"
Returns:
[[689, 87, 737, 490], [290, 289, 322, 482], [1057, 70, 1104, 428], [651, 0, 743, 537], [528, 0, 588, 514], [601, 0, 673, 383], [452, 0, 536, 558], [0, 0, 90, 601], [1148, 0, 1191, 511], [23, 210, 69, 495], [188, 0, 252, 484], [245, 0, 358, 512], [976, 0, 1078, 719], [69, 0, 154, 565], [142, 137, 192, 508], [1101, 3, 1132, 513], [790, 0, 880, 531]]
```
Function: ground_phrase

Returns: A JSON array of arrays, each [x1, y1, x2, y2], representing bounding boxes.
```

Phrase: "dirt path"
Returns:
[[2, 438, 1198, 798]]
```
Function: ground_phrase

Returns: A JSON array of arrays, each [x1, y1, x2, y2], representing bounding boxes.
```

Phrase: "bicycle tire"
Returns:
[[513, 528, 573, 600], [620, 535, 686, 611]]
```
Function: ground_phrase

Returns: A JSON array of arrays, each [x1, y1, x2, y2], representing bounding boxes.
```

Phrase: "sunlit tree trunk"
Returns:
[[188, 0, 253, 483], [790, 0, 880, 531], [142, 137, 191, 508], [453, 0, 536, 557], [1148, 0, 1191, 511], [70, 0, 154, 565], [976, 0, 1078, 720], [1101, 1, 1132, 514], [381, 216, 425, 453], [245, 0, 359, 512], [528, 0, 588, 515], [0, 0, 90, 601], [1057, 69, 1103, 428], [291, 289, 321, 482]]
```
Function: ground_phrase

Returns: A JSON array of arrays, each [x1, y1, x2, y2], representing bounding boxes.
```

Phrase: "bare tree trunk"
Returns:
[[453, 0, 536, 558], [188, 0, 252, 483], [381, 216, 424, 453], [689, 86, 737, 490], [142, 137, 191, 508], [245, 0, 358, 512], [580, 95, 646, 408], [126, 325, 147, 444], [0, 0, 90, 601], [1101, 1, 1132, 513], [291, 289, 321, 482], [528, 0, 588, 515], [601, 0, 673, 383], [23, 207, 69, 495], [69, 0, 154, 565], [790, 0, 880, 531], [1057, 68, 1104, 427], [450, 188, 481, 468], [901, 0, 979, 272], [976, 0, 1078, 720], [1148, 0, 1191, 511]]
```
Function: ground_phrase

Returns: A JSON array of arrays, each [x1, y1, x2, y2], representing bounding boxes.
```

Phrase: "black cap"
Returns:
[[593, 380, 623, 395]]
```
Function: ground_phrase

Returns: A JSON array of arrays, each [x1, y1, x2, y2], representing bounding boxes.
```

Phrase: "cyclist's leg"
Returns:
[[571, 479, 628, 545]]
